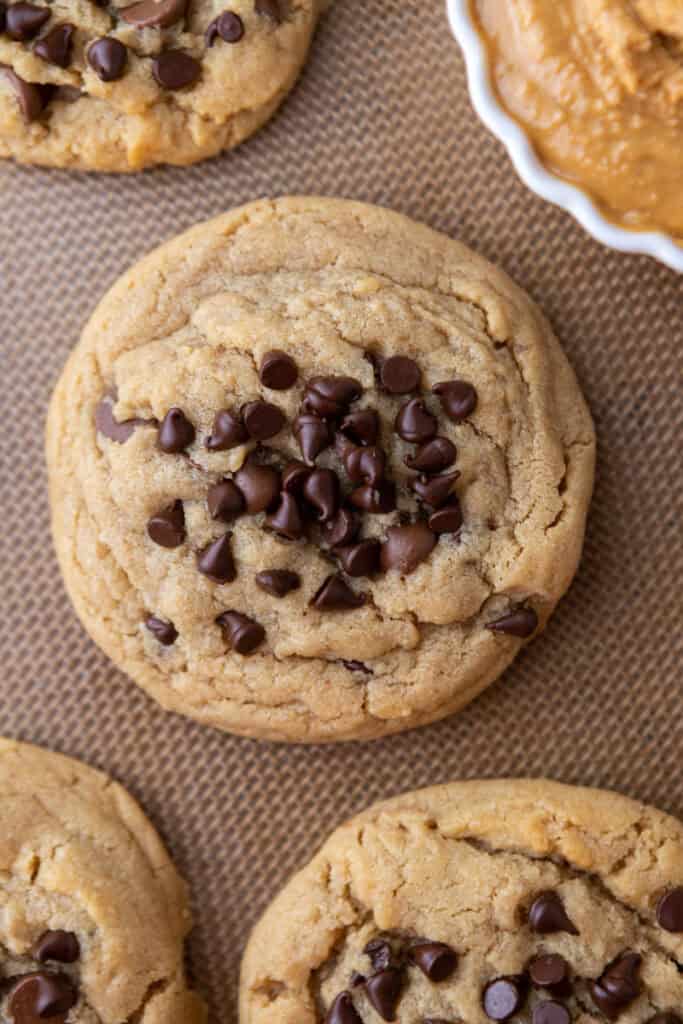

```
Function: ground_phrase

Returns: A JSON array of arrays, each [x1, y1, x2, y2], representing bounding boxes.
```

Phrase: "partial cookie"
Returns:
[[0, 737, 205, 1022], [47, 197, 595, 743], [240, 779, 683, 1023], [0, 0, 324, 171]]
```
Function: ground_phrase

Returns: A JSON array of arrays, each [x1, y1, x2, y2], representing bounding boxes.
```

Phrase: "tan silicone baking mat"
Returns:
[[1, 1, 682, 1019]]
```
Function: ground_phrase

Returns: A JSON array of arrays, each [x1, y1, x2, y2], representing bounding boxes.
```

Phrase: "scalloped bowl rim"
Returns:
[[447, 0, 683, 273]]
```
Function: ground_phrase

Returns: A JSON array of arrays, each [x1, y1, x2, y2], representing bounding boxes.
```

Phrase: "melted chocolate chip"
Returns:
[[147, 500, 185, 548], [310, 574, 365, 611], [482, 977, 525, 1020], [33, 931, 80, 964], [8, 972, 78, 1022], [302, 376, 362, 419], [234, 463, 280, 514], [145, 615, 178, 646], [486, 606, 538, 638], [380, 523, 436, 574], [380, 354, 421, 394], [428, 499, 463, 535], [206, 409, 248, 451], [411, 471, 459, 508], [282, 461, 312, 495], [158, 407, 195, 453], [95, 396, 154, 443], [293, 414, 332, 465], [339, 408, 379, 446], [255, 569, 300, 597], [589, 952, 641, 1020], [336, 539, 381, 578], [303, 468, 340, 523], [349, 481, 396, 515], [657, 887, 683, 932], [366, 968, 403, 1022], [242, 400, 286, 441], [5, 2, 50, 40], [216, 611, 265, 654], [152, 50, 200, 90], [344, 445, 386, 486], [88, 37, 128, 81], [264, 493, 305, 540], [528, 892, 578, 935], [258, 349, 298, 389], [197, 534, 236, 583], [433, 380, 477, 422], [532, 1003, 570, 1024], [409, 942, 457, 982], [207, 480, 245, 522], [528, 954, 571, 997], [364, 938, 394, 972], [34, 23, 74, 67], [325, 992, 362, 1024], [0, 66, 49, 121], [395, 398, 437, 444], [121, 0, 186, 27], [404, 436, 457, 474], [323, 507, 359, 548]]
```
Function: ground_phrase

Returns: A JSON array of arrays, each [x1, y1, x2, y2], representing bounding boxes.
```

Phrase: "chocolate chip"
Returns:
[[33, 931, 80, 964], [207, 480, 245, 522], [325, 992, 362, 1024], [433, 380, 478, 422], [8, 972, 78, 1022], [528, 892, 578, 935], [590, 952, 641, 1020], [158, 407, 195, 453], [322, 507, 359, 548], [216, 611, 265, 654], [0, 66, 49, 121], [0, 4, 5, 31], [242, 400, 286, 441], [206, 409, 248, 451], [336, 539, 381, 578], [152, 50, 200, 90], [302, 468, 340, 523], [95, 396, 155, 443], [350, 972, 366, 988], [380, 355, 421, 394], [197, 534, 236, 583], [411, 471, 460, 508], [364, 938, 394, 972], [52, 83, 81, 102], [404, 437, 457, 474], [380, 523, 437, 574], [349, 481, 396, 515], [528, 954, 571, 997], [532, 1002, 570, 1024], [344, 445, 386, 486], [206, 9, 244, 44], [121, 0, 186, 27], [258, 349, 298, 389], [366, 968, 403, 1022], [339, 408, 379, 446], [145, 615, 178, 646], [255, 0, 282, 21], [255, 569, 300, 597], [34, 23, 74, 67], [409, 942, 457, 982], [428, 499, 463, 535], [302, 376, 362, 419], [482, 978, 525, 1020], [265, 493, 305, 540], [395, 398, 437, 443], [342, 659, 372, 674], [234, 463, 280, 514], [310, 574, 365, 611], [486, 606, 538, 638], [293, 414, 332, 465], [147, 500, 185, 548], [88, 37, 128, 81], [657, 887, 683, 932], [280, 462, 309, 496], [5, 3, 50, 40]]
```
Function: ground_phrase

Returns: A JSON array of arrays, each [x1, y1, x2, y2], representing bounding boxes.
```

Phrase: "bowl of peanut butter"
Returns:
[[448, 0, 683, 271]]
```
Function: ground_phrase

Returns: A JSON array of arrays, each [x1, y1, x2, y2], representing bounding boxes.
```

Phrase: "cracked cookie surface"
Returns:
[[0, 0, 323, 171], [0, 737, 205, 1023], [240, 779, 683, 1023], [46, 197, 595, 743]]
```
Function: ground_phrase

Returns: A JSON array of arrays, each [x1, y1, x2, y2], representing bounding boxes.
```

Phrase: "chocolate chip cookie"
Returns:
[[240, 779, 683, 1023], [0, 737, 205, 1022], [0, 0, 324, 170], [46, 197, 595, 743]]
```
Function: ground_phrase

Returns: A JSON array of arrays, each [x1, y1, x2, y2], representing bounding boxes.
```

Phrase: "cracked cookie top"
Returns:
[[0, 0, 323, 170], [240, 779, 683, 1024], [0, 738, 204, 1023], [47, 197, 595, 743]]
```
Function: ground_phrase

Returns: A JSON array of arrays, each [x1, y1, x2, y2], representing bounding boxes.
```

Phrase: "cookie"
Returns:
[[240, 779, 683, 1023], [0, 737, 205, 1022], [46, 197, 595, 743], [0, 0, 324, 171]]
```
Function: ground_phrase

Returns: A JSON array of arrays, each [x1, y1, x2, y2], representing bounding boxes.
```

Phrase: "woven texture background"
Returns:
[[1, 2, 682, 1020]]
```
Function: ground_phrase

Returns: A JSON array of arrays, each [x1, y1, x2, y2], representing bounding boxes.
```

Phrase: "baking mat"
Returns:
[[1, 1, 682, 1020]]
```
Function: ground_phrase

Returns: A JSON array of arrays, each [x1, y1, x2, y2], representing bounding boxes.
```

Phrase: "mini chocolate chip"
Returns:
[[255, 0, 282, 21], [255, 569, 300, 597], [310, 574, 365, 611], [0, 65, 49, 121], [366, 968, 403, 1022], [121, 0, 186, 27], [147, 500, 185, 548], [590, 952, 641, 1019], [380, 354, 421, 394], [8, 972, 78, 1021], [528, 954, 571, 997], [657, 887, 683, 932], [405, 437, 457, 474], [303, 468, 340, 523], [323, 507, 359, 548], [345, 445, 386, 486], [207, 480, 245, 522], [5, 2, 50, 40], [197, 534, 236, 583], [265, 493, 305, 540], [216, 611, 265, 654], [234, 463, 280, 514], [302, 376, 362, 419], [34, 23, 74, 67], [349, 481, 396, 515], [293, 413, 332, 465], [482, 978, 525, 1020], [409, 942, 457, 982], [380, 523, 436, 574], [242, 400, 286, 441], [325, 992, 362, 1024], [528, 892, 578, 935], [486, 606, 538, 638], [145, 615, 178, 646], [433, 380, 478, 422], [411, 471, 460, 508], [336, 539, 381, 578], [364, 938, 394, 972], [428, 499, 463, 535], [206, 409, 248, 451], [395, 398, 437, 443], [259, 349, 298, 389], [152, 50, 200, 90], [339, 408, 379, 446], [158, 407, 195, 453], [282, 461, 312, 495], [33, 931, 80, 964], [95, 396, 155, 443], [532, 1002, 570, 1024], [88, 37, 128, 81]]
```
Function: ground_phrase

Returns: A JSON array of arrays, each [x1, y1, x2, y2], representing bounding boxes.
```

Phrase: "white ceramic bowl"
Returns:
[[447, 0, 683, 273]]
